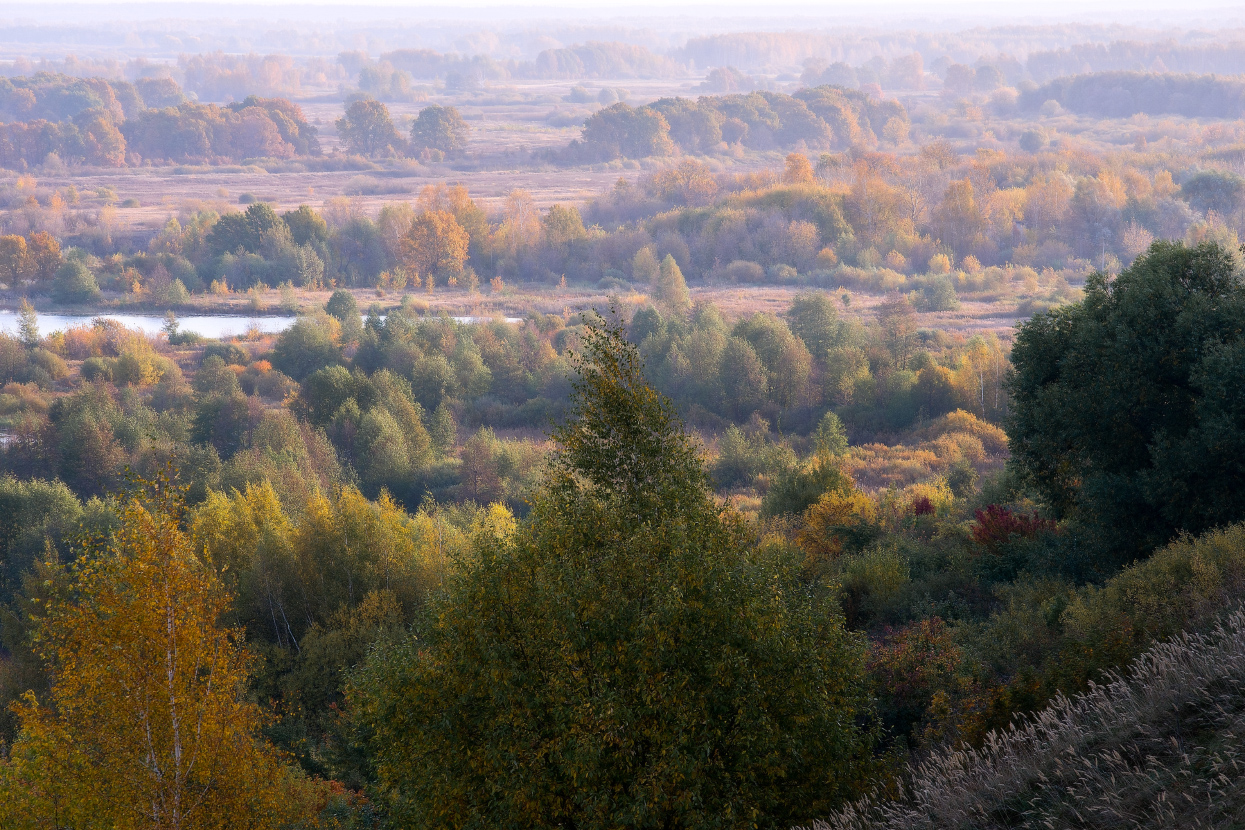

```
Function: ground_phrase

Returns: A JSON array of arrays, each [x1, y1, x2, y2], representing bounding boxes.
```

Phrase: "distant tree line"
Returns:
[[21, 132, 1244, 304], [0, 73, 319, 169], [566, 85, 909, 161], [1021, 71, 1245, 118], [1026, 40, 1245, 81], [362, 41, 683, 89]]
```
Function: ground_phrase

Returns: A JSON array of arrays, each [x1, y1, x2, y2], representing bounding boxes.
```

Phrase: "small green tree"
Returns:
[[51, 262, 100, 304], [281, 205, 330, 249], [814, 410, 849, 459], [270, 315, 342, 381], [335, 98, 405, 158], [17, 299, 38, 348], [631, 245, 660, 284], [1018, 127, 1047, 153], [324, 288, 362, 344], [653, 253, 690, 317], [207, 203, 288, 257], [352, 312, 872, 829], [787, 291, 846, 360], [409, 104, 470, 156]]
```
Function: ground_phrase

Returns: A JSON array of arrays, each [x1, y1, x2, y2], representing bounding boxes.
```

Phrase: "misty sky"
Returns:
[[4, 0, 1241, 21]]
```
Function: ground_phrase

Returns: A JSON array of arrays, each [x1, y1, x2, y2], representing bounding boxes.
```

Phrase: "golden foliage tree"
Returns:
[[0, 235, 32, 286], [798, 489, 877, 563], [25, 232, 61, 284], [784, 151, 815, 184], [494, 189, 542, 258], [0, 473, 317, 829], [399, 209, 469, 278]]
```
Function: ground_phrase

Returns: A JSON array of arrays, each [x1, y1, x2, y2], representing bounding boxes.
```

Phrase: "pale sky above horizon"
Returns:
[[1, 0, 1234, 15]]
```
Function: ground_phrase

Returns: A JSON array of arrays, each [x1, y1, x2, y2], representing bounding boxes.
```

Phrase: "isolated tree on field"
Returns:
[[409, 104, 470, 156], [335, 98, 405, 157], [0, 473, 316, 829], [652, 253, 690, 316], [352, 313, 873, 830], [400, 210, 470, 278]]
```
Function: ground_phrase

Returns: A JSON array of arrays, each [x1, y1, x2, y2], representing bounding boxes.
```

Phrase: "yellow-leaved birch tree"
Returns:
[[0, 472, 317, 829]]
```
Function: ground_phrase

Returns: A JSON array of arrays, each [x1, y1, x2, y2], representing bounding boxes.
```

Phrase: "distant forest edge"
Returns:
[[11, 29, 1245, 93], [0, 74, 319, 167], [1022, 71, 1245, 119], [0, 73, 906, 168], [8, 67, 1245, 170]]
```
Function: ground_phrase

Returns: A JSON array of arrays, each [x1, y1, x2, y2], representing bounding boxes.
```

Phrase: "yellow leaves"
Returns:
[[1023, 172, 1073, 232], [2, 476, 318, 828], [798, 489, 877, 562], [0, 234, 31, 284], [195, 482, 458, 639], [471, 502, 517, 542], [401, 209, 470, 278], [192, 480, 292, 575], [647, 160, 720, 206], [983, 186, 1027, 238], [783, 153, 815, 185], [896, 479, 955, 518]]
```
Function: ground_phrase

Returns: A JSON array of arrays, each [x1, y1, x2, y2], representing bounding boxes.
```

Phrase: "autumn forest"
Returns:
[[3, 5, 1245, 829]]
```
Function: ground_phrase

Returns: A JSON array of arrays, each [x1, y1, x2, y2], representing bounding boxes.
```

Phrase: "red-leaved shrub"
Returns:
[[971, 504, 1054, 553]]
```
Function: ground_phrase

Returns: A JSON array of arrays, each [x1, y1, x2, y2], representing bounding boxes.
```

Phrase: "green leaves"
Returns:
[[554, 310, 709, 516], [352, 313, 874, 829], [1009, 240, 1245, 559]]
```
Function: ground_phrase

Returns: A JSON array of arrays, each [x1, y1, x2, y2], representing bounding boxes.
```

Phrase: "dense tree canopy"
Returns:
[[352, 315, 872, 829], [1009, 240, 1245, 558], [0, 474, 316, 828]]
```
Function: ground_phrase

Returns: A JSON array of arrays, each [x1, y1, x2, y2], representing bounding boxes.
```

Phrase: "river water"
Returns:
[[0, 310, 521, 338]]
